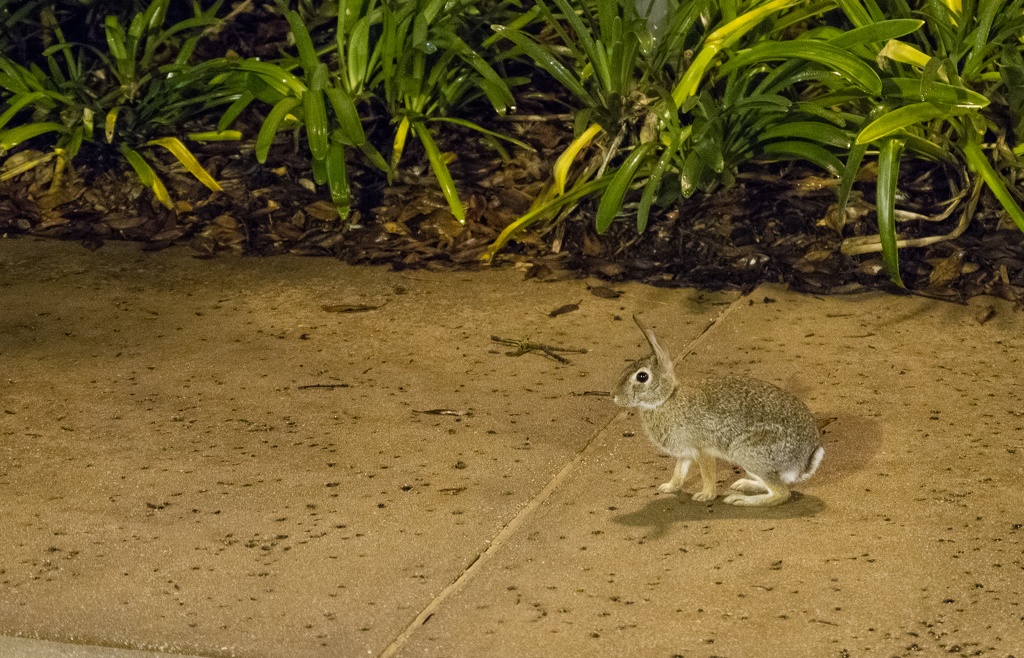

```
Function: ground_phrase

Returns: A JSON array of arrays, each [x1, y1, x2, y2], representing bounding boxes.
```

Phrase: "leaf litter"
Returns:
[[1, 91, 1022, 304]]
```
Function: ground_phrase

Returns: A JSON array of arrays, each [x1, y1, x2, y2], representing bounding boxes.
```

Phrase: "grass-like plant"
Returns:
[[0, 0, 232, 207], [483, 0, 883, 259], [215, 3, 387, 221], [0, 0, 41, 54], [834, 0, 1024, 286], [3, 0, 1021, 281], [219, 0, 525, 222]]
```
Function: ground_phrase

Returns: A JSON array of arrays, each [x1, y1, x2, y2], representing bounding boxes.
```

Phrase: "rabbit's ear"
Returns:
[[632, 315, 672, 368]]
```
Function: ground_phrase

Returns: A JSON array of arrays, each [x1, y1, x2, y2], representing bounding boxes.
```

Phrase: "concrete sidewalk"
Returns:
[[0, 238, 1020, 657]]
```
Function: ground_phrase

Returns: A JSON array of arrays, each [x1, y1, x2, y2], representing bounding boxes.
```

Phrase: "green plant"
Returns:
[[0, 0, 42, 54], [215, 4, 384, 221], [834, 0, 1024, 286], [483, 0, 691, 258], [484, 0, 882, 259], [219, 0, 523, 222], [0, 0, 232, 207]]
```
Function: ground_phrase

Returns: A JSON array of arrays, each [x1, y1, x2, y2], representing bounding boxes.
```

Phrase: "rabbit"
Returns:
[[612, 315, 824, 507]]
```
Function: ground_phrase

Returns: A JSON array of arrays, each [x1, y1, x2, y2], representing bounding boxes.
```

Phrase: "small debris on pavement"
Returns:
[[322, 302, 387, 313], [548, 301, 581, 317], [413, 409, 469, 416], [975, 305, 996, 325], [490, 335, 588, 364]]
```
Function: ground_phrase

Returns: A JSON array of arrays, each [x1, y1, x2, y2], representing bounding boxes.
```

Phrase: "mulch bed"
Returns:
[[2, 2, 1022, 306], [3, 120, 1022, 308]]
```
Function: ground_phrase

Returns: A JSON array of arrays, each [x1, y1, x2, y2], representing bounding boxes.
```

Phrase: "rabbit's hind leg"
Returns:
[[657, 458, 692, 494], [723, 476, 790, 507], [730, 473, 768, 494]]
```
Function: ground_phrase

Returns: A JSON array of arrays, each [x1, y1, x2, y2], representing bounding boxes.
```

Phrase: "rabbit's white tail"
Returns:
[[783, 445, 825, 484]]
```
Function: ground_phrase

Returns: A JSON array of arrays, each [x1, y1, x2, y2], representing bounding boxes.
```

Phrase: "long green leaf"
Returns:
[[673, 0, 801, 105], [0, 122, 65, 150], [256, 96, 301, 163], [759, 121, 852, 148], [358, 140, 389, 174], [879, 78, 989, 109], [324, 87, 366, 146], [680, 148, 713, 198], [304, 66, 329, 160], [902, 134, 957, 163], [347, 15, 371, 91], [0, 91, 49, 131], [760, 140, 845, 175], [836, 142, 868, 223], [721, 40, 883, 94], [326, 134, 351, 220], [0, 61, 34, 94], [834, 0, 887, 27], [187, 130, 242, 141], [59, 125, 84, 160], [549, 0, 600, 73], [963, 136, 1024, 233], [104, 16, 129, 62], [596, 142, 658, 233], [637, 133, 683, 233], [827, 18, 923, 48], [491, 25, 593, 106], [444, 32, 515, 115], [119, 143, 172, 209], [856, 102, 962, 144], [430, 117, 533, 151], [218, 91, 255, 131], [285, 10, 321, 76], [311, 149, 328, 186], [962, 0, 1000, 79], [877, 138, 905, 287], [410, 120, 465, 223], [235, 60, 306, 96]]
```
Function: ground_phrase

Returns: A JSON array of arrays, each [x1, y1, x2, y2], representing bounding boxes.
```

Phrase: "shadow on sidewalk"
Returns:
[[611, 493, 825, 540]]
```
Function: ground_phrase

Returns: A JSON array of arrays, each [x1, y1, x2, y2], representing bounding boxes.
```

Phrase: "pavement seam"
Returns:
[[674, 290, 752, 361], [377, 408, 628, 658], [378, 296, 745, 657]]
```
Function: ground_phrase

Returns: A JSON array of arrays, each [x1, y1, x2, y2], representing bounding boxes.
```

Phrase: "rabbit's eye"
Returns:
[[635, 371, 649, 383]]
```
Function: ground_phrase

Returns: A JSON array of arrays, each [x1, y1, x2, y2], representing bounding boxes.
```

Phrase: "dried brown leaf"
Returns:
[[152, 228, 185, 242], [106, 215, 148, 230], [213, 214, 238, 229], [305, 200, 339, 221], [928, 250, 964, 287], [589, 285, 621, 299]]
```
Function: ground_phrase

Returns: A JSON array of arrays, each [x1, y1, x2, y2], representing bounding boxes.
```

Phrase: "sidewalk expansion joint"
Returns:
[[378, 293, 744, 656], [377, 408, 628, 658], [674, 289, 752, 362]]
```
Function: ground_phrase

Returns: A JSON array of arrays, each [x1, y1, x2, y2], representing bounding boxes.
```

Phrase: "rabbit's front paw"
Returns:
[[657, 482, 682, 494], [692, 490, 716, 502]]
